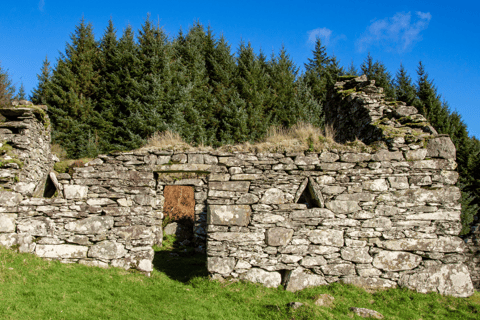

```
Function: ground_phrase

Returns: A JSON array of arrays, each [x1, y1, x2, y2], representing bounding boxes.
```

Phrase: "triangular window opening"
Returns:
[[295, 177, 325, 208], [297, 186, 317, 208]]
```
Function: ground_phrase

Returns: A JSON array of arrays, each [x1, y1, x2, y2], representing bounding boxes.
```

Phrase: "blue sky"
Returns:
[[1, 0, 479, 138]]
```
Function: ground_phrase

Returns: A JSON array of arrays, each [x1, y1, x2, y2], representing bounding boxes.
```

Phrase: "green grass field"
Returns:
[[0, 236, 479, 319]]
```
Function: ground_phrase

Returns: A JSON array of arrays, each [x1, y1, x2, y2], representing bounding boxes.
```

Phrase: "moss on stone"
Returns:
[[0, 158, 24, 169]]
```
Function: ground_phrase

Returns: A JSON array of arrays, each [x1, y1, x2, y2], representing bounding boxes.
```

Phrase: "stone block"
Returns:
[[336, 193, 376, 202], [207, 256, 236, 274], [363, 179, 389, 192], [64, 185, 88, 200], [12, 182, 36, 195], [427, 136, 456, 159], [260, 188, 291, 204], [252, 213, 284, 224], [398, 264, 473, 297], [340, 153, 372, 163], [325, 200, 361, 214], [379, 236, 465, 253], [372, 250, 422, 271], [0, 191, 23, 206], [35, 244, 88, 259], [236, 193, 259, 205], [188, 153, 204, 164], [406, 210, 460, 221], [208, 181, 250, 193], [65, 216, 114, 235], [372, 150, 404, 161], [285, 267, 327, 292], [243, 268, 282, 288], [155, 164, 212, 173], [265, 227, 294, 246], [405, 149, 427, 161], [321, 263, 355, 276], [341, 247, 372, 263], [290, 208, 334, 220], [0, 233, 17, 247], [299, 255, 327, 267], [0, 213, 17, 232], [318, 163, 356, 171], [88, 241, 127, 260], [230, 174, 262, 181], [208, 232, 264, 243], [388, 177, 409, 189], [316, 175, 336, 185], [117, 225, 153, 240], [86, 198, 116, 206], [319, 152, 339, 162], [308, 230, 344, 246], [294, 156, 319, 165], [207, 205, 251, 226], [342, 276, 397, 290], [321, 186, 346, 195], [309, 245, 340, 255], [361, 217, 392, 229], [17, 219, 49, 236]]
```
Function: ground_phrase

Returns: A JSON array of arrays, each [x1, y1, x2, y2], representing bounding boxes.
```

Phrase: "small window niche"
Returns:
[[294, 177, 325, 208]]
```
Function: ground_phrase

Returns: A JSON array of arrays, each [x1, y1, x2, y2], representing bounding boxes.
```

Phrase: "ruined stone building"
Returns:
[[0, 75, 477, 297]]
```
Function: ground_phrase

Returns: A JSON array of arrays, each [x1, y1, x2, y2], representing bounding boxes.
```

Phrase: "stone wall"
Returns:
[[0, 101, 55, 196], [465, 217, 480, 290], [0, 76, 475, 297]]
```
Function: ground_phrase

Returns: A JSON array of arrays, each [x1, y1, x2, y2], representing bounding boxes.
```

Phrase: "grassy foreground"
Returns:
[[0, 237, 479, 320]]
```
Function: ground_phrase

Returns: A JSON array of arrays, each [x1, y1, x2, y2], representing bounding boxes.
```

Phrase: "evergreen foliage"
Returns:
[[30, 57, 51, 105], [0, 62, 15, 106], [394, 63, 416, 106]]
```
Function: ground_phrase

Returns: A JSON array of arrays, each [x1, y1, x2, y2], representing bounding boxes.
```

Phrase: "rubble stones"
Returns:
[[349, 307, 384, 319]]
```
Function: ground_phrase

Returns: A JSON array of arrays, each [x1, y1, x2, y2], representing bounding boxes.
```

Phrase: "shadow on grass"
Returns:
[[152, 237, 208, 282]]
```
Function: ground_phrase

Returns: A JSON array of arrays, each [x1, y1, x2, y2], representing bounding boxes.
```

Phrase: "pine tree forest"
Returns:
[[1, 17, 480, 235]]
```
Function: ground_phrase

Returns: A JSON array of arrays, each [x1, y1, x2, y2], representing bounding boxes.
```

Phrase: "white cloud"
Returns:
[[38, 0, 45, 12], [356, 11, 431, 53], [307, 27, 333, 46]]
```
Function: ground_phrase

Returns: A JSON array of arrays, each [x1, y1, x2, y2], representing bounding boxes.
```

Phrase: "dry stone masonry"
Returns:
[[0, 76, 476, 297]]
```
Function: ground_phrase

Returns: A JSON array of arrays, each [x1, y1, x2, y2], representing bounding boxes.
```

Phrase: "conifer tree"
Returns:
[[0, 62, 15, 106], [268, 46, 300, 127], [31, 57, 51, 105], [45, 18, 101, 158], [207, 35, 248, 145], [303, 37, 342, 116], [15, 82, 26, 100], [345, 60, 359, 76], [235, 41, 272, 141], [414, 62, 449, 133], [394, 63, 416, 106], [104, 24, 144, 150]]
